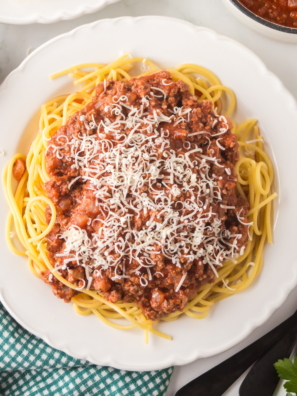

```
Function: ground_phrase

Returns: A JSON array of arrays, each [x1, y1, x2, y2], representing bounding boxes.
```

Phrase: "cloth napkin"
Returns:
[[0, 304, 173, 396]]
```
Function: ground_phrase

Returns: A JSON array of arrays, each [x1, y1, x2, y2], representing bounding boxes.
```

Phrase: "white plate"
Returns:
[[0, 0, 120, 25], [0, 16, 297, 371]]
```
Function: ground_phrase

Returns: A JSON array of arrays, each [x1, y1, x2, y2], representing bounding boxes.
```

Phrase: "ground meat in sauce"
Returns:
[[42, 71, 249, 321], [12, 158, 26, 181], [239, 0, 297, 28]]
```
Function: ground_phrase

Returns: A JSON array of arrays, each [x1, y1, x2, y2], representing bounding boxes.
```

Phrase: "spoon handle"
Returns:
[[239, 330, 297, 396], [175, 310, 297, 396]]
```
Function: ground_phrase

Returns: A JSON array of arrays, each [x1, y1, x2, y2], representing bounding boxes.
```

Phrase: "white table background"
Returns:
[[0, 0, 296, 395]]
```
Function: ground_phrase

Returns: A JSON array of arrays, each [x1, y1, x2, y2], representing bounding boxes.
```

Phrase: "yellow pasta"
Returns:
[[3, 55, 277, 342]]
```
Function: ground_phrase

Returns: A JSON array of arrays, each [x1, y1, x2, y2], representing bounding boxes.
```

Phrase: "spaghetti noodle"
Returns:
[[3, 55, 276, 342]]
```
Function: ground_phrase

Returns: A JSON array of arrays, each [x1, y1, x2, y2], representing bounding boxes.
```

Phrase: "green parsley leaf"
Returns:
[[285, 380, 297, 394], [274, 357, 297, 395]]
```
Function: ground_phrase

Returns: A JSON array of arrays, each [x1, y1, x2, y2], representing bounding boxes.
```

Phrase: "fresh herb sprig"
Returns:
[[274, 357, 297, 395]]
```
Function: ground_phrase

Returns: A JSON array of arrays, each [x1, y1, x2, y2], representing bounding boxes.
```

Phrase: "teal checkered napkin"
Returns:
[[0, 304, 173, 396]]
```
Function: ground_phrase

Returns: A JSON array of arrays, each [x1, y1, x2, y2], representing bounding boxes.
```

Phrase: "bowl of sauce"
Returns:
[[222, 0, 297, 43]]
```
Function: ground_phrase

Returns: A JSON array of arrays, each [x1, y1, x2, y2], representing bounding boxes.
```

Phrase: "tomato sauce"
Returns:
[[42, 72, 249, 320], [238, 0, 297, 28]]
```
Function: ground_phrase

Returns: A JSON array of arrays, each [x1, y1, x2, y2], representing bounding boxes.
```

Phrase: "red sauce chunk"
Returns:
[[238, 0, 297, 28], [42, 71, 249, 320], [12, 158, 26, 181]]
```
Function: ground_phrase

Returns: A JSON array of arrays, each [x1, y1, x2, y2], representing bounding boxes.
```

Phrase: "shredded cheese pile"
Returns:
[[48, 81, 246, 293]]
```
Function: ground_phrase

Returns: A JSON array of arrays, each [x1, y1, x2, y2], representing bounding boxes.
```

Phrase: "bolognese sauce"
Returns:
[[42, 71, 249, 321], [238, 0, 297, 28]]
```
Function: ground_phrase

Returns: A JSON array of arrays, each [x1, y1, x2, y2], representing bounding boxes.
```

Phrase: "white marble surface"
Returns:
[[0, 0, 296, 395]]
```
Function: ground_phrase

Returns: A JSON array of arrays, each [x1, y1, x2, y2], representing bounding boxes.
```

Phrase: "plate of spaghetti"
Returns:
[[1, 16, 297, 370], [0, 0, 119, 25]]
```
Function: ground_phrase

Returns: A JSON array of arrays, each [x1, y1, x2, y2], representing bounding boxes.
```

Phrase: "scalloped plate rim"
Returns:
[[1, 16, 297, 371], [0, 0, 120, 25]]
